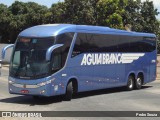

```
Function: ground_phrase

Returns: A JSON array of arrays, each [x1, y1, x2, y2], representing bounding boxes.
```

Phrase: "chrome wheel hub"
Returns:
[[137, 78, 141, 85], [129, 79, 133, 88]]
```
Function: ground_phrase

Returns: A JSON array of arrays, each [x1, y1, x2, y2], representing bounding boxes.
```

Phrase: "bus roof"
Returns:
[[19, 24, 156, 38]]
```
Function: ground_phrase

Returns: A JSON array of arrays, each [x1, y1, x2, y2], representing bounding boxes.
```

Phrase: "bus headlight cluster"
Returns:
[[37, 78, 55, 87], [9, 80, 14, 84], [8, 77, 15, 84]]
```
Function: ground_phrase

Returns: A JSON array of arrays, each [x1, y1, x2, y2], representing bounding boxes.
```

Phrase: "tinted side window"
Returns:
[[72, 33, 117, 57], [117, 36, 130, 52], [143, 37, 156, 52], [92, 34, 117, 52], [72, 33, 156, 57], [128, 37, 142, 52], [129, 37, 156, 52], [72, 33, 97, 56], [117, 36, 156, 52]]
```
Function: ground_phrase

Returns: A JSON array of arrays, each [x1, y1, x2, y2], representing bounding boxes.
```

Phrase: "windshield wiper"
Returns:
[[33, 73, 48, 79]]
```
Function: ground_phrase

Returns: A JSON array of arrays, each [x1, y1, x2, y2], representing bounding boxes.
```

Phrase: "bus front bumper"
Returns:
[[8, 77, 61, 97], [9, 84, 50, 96]]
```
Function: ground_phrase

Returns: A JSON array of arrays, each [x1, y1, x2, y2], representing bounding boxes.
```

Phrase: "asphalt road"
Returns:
[[0, 66, 160, 120]]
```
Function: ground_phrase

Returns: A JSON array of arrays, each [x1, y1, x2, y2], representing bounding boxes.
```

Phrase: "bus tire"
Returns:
[[135, 76, 142, 89], [32, 96, 40, 99], [126, 75, 134, 91], [64, 82, 73, 101]]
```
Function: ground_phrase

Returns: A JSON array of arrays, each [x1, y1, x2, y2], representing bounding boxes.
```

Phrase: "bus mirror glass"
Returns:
[[2, 44, 14, 59], [46, 44, 64, 61]]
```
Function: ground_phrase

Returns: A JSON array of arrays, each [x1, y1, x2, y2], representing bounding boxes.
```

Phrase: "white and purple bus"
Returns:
[[2, 24, 157, 100]]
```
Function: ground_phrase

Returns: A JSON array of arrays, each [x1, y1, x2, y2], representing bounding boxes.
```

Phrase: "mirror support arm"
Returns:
[[2, 44, 14, 59], [46, 44, 63, 61]]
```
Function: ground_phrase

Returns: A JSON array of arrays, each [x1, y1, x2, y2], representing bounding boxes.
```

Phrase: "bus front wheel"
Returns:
[[32, 96, 40, 99], [126, 76, 134, 91], [64, 82, 73, 101]]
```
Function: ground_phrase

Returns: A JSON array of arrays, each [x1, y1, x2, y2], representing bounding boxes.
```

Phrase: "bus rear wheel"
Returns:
[[64, 82, 73, 101], [126, 75, 134, 91], [135, 76, 142, 89]]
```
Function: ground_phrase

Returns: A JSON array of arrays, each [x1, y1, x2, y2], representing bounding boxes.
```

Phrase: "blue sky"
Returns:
[[0, 0, 63, 8], [0, 0, 160, 20]]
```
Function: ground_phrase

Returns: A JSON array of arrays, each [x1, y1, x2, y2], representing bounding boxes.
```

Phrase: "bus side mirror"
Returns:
[[2, 44, 14, 59], [46, 44, 64, 61], [0, 59, 1, 76]]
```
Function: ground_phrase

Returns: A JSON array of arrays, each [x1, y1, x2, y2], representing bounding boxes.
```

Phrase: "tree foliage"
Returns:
[[0, 4, 12, 43], [0, 0, 159, 49], [96, 0, 127, 29]]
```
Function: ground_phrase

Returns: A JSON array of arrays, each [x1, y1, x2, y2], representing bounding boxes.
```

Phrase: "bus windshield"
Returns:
[[10, 32, 74, 79], [10, 37, 55, 79]]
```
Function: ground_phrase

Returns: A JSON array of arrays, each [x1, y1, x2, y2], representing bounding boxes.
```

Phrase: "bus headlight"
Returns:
[[37, 78, 55, 87], [9, 80, 14, 84]]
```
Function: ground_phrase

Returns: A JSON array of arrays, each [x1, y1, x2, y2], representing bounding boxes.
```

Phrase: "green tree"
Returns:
[[50, 2, 66, 23], [141, 0, 159, 33], [0, 4, 12, 43], [157, 20, 160, 53], [8, 1, 50, 43], [62, 0, 95, 25], [96, 0, 127, 29], [25, 2, 50, 25], [123, 0, 143, 31], [0, 0, 160, 44]]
